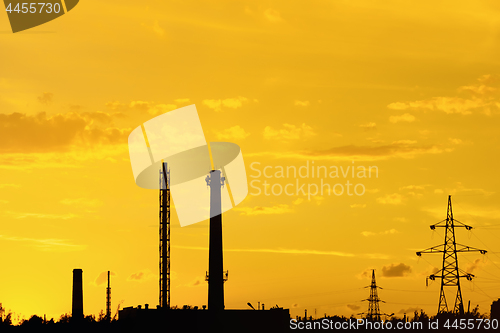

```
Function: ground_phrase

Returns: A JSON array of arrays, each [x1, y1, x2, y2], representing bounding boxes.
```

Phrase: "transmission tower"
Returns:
[[416, 195, 487, 314], [159, 162, 170, 309], [106, 271, 111, 322], [358, 270, 391, 321]]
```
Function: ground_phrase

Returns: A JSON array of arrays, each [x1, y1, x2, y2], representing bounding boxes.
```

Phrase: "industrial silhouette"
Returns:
[[1, 193, 499, 332], [416, 195, 487, 314], [159, 162, 171, 309], [358, 270, 393, 321], [71, 269, 83, 321], [106, 271, 111, 322], [206, 169, 228, 311]]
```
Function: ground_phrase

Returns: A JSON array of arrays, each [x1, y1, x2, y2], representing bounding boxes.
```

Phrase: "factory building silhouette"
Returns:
[[116, 163, 289, 332]]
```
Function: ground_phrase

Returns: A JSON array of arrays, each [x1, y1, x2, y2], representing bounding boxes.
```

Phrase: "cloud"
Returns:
[[234, 204, 292, 216], [60, 198, 103, 208], [8, 212, 79, 220], [248, 141, 448, 162], [387, 75, 500, 116], [246, 143, 448, 161], [175, 245, 354, 257], [399, 185, 426, 191], [294, 100, 310, 107], [313, 196, 324, 205], [142, 21, 165, 37], [38, 92, 53, 105], [381, 263, 412, 277], [347, 304, 361, 311], [0, 234, 85, 252], [377, 193, 403, 205], [0, 184, 20, 189], [465, 259, 483, 273], [127, 269, 156, 282], [215, 125, 250, 140], [398, 307, 421, 315], [94, 271, 116, 286], [175, 98, 190, 104], [0, 112, 130, 153], [389, 113, 416, 123], [203, 96, 249, 112], [350, 204, 367, 208], [264, 8, 283, 22], [152, 21, 165, 37], [361, 229, 398, 237], [129, 101, 177, 115], [359, 122, 376, 130], [263, 123, 316, 141], [448, 138, 463, 145]]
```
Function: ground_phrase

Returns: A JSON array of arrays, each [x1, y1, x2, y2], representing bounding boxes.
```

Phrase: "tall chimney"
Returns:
[[72, 269, 83, 319], [207, 170, 224, 311]]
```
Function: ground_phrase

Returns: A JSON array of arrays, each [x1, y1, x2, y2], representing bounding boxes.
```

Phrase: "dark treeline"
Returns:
[[0, 306, 499, 332]]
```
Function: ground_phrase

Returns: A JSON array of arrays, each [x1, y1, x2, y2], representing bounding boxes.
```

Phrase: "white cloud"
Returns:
[[263, 123, 316, 141], [215, 125, 250, 140], [264, 8, 283, 22], [377, 193, 403, 205], [234, 204, 292, 215], [389, 113, 416, 123], [203, 96, 249, 112], [294, 100, 310, 107]]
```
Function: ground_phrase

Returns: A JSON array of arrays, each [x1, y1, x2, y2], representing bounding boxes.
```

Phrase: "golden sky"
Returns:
[[1, 0, 500, 322]]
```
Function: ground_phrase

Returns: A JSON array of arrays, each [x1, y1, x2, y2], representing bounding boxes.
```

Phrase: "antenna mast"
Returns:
[[160, 162, 171, 309]]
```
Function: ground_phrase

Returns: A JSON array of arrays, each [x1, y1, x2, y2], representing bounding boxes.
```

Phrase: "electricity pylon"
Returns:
[[416, 195, 487, 314], [358, 270, 392, 321]]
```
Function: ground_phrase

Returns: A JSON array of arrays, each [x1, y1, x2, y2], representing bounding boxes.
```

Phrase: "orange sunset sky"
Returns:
[[1, 0, 500, 323]]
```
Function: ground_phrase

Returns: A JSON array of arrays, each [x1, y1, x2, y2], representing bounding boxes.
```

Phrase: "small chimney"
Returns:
[[72, 269, 84, 320], [145, 304, 149, 310]]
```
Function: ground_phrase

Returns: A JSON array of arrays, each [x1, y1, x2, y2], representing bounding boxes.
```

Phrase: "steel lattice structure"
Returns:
[[417, 195, 486, 314], [358, 270, 385, 321], [159, 162, 171, 309], [106, 271, 111, 322]]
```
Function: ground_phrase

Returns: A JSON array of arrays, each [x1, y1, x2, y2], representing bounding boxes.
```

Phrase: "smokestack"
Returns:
[[72, 269, 83, 320], [207, 170, 224, 311]]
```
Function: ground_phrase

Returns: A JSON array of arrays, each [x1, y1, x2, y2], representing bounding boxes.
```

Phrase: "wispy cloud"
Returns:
[[234, 204, 292, 215], [215, 125, 250, 140], [175, 245, 353, 257], [387, 75, 500, 116], [377, 193, 403, 205], [127, 269, 156, 282], [203, 96, 249, 112], [264, 8, 284, 22], [247, 141, 449, 162], [93, 271, 116, 286], [263, 123, 316, 141], [175, 245, 389, 259], [389, 113, 416, 123], [60, 198, 103, 208], [361, 228, 398, 237], [0, 235, 85, 252], [8, 211, 80, 220], [294, 100, 310, 107]]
